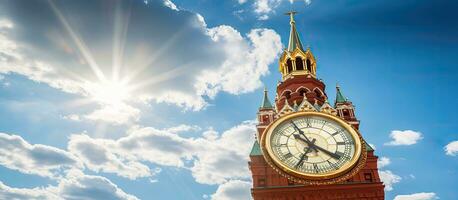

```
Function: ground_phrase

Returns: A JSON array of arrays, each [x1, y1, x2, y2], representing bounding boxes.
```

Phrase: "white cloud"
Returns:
[[57, 170, 139, 200], [66, 120, 256, 184], [379, 170, 401, 191], [0, 132, 80, 178], [394, 192, 439, 200], [68, 134, 153, 180], [0, 181, 60, 200], [239, 0, 312, 20], [0, 120, 256, 198], [1, 0, 282, 124], [197, 26, 282, 98], [211, 180, 251, 200], [62, 114, 81, 121], [83, 103, 140, 125], [0, 19, 13, 29], [191, 121, 256, 184], [0, 170, 139, 200], [163, 0, 179, 11], [385, 130, 423, 146], [377, 156, 391, 168], [444, 140, 458, 156]]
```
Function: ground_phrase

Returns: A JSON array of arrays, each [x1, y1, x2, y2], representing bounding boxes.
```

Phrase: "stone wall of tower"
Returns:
[[275, 75, 326, 111]]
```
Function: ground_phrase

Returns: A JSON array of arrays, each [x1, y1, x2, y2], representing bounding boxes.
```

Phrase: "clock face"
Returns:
[[262, 112, 363, 180]]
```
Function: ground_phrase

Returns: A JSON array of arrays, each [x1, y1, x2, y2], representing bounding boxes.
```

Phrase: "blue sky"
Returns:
[[0, 0, 457, 199]]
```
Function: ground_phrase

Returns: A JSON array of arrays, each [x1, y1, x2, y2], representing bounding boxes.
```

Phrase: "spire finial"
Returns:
[[285, 11, 297, 24], [285, 11, 304, 52]]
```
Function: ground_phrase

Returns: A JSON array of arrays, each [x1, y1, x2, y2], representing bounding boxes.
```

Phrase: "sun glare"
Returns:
[[89, 80, 132, 106]]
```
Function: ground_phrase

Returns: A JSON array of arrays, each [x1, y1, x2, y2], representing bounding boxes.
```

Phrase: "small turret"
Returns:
[[334, 84, 360, 129], [260, 88, 274, 110], [256, 88, 276, 140]]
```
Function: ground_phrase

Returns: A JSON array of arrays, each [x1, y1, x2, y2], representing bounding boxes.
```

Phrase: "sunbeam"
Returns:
[[112, 0, 132, 81], [48, 0, 107, 82]]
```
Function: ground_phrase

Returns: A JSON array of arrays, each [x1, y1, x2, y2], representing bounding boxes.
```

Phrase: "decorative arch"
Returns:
[[279, 89, 293, 100], [295, 86, 310, 97], [313, 87, 324, 98]]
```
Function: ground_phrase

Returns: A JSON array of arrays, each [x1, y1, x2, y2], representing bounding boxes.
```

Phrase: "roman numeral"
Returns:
[[284, 153, 293, 159], [313, 163, 319, 173], [336, 151, 345, 158], [331, 130, 341, 136], [336, 141, 346, 145], [327, 160, 338, 170], [275, 143, 287, 147], [305, 119, 312, 127], [295, 159, 304, 169], [321, 121, 327, 128]]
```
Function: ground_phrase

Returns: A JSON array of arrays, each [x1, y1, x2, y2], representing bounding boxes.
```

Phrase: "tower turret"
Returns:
[[334, 84, 360, 129], [257, 88, 276, 139]]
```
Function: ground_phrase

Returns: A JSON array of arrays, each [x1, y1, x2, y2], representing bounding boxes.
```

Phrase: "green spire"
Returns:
[[335, 84, 347, 103], [286, 11, 304, 52], [260, 88, 274, 109], [250, 141, 263, 156]]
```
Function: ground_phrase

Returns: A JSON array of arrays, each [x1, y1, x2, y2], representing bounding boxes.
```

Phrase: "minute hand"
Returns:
[[290, 121, 313, 143], [308, 143, 342, 160]]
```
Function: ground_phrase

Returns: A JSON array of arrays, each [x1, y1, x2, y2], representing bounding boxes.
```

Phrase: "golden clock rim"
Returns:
[[260, 111, 363, 180]]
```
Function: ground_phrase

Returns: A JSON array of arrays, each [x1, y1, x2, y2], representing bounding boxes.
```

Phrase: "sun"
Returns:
[[88, 79, 132, 106]]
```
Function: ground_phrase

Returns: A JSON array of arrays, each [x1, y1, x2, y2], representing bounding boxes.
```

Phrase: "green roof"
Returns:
[[286, 12, 304, 52], [260, 88, 274, 109], [335, 85, 347, 103], [365, 141, 374, 151], [250, 141, 263, 156]]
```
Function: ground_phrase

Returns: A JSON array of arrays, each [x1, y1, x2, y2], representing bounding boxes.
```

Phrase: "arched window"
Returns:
[[284, 91, 291, 99], [286, 59, 293, 73], [295, 57, 304, 70], [314, 89, 322, 98], [306, 59, 312, 72], [298, 89, 308, 97]]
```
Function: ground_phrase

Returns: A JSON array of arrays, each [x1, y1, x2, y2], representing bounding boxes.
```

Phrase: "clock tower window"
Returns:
[[314, 88, 322, 98], [306, 59, 312, 72], [295, 57, 304, 70], [286, 59, 293, 73], [284, 91, 291, 100]]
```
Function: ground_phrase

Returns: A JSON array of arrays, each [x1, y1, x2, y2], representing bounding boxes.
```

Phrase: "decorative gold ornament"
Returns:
[[260, 111, 367, 185], [279, 48, 317, 80]]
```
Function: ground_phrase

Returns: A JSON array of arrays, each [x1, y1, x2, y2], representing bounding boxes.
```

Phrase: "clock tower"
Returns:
[[249, 12, 385, 199]]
